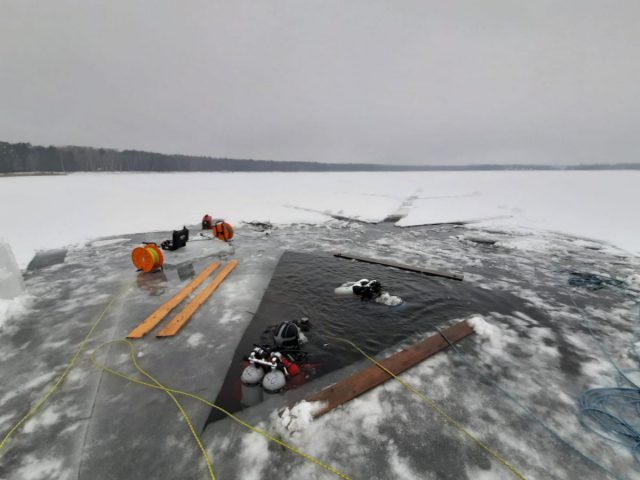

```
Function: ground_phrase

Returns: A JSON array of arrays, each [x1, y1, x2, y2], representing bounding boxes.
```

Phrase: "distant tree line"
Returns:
[[1, 141, 638, 173]]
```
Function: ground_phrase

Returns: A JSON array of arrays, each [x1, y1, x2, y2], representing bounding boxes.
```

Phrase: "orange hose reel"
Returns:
[[132, 243, 164, 272], [213, 221, 234, 242]]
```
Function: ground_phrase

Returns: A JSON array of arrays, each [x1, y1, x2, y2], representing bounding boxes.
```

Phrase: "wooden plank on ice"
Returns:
[[306, 320, 474, 418], [127, 261, 221, 339], [156, 260, 238, 337], [334, 252, 464, 281]]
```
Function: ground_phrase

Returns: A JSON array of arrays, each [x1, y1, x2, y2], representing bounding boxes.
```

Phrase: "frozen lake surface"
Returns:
[[0, 170, 638, 268], [0, 218, 639, 480]]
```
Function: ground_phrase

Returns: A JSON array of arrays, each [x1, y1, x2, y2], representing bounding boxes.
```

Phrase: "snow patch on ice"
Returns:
[[15, 455, 66, 480], [273, 401, 324, 437], [91, 237, 130, 247], [387, 440, 421, 479], [374, 237, 395, 247], [572, 238, 604, 250], [465, 464, 516, 480], [238, 431, 270, 480], [0, 412, 16, 431], [59, 421, 83, 436], [22, 405, 60, 433], [581, 358, 613, 387], [468, 315, 507, 356], [186, 332, 205, 347], [625, 273, 640, 291], [218, 310, 244, 325], [0, 294, 34, 329], [496, 235, 557, 253]]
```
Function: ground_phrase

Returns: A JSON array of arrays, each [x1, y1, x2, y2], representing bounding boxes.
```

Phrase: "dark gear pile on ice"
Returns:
[[160, 226, 189, 251], [241, 318, 312, 393]]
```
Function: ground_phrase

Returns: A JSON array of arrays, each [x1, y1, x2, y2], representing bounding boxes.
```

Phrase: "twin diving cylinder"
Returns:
[[240, 320, 309, 406], [241, 346, 300, 395]]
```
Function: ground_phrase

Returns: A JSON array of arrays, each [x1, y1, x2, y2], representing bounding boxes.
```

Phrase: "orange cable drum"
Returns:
[[213, 221, 234, 242], [131, 244, 164, 272]]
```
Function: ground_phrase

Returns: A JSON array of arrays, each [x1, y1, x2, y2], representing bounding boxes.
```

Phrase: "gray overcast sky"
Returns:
[[1, 1, 639, 165]]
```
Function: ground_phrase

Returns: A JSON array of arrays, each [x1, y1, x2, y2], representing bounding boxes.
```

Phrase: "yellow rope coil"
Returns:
[[147, 246, 160, 265], [334, 337, 528, 480]]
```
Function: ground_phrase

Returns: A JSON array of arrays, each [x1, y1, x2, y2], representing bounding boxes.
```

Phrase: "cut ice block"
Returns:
[[162, 237, 231, 267], [0, 241, 24, 299]]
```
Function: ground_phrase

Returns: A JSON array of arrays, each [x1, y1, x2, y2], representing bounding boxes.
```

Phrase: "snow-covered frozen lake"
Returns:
[[1, 171, 639, 480], [0, 220, 639, 480], [1, 170, 638, 267]]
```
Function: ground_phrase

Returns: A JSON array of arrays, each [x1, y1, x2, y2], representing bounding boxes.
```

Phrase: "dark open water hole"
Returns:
[[205, 250, 531, 426]]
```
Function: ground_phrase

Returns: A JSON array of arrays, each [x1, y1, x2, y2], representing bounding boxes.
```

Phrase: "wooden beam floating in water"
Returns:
[[306, 320, 474, 418], [333, 252, 464, 281]]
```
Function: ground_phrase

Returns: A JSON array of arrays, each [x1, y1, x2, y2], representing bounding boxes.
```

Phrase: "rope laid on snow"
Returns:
[[568, 289, 640, 464], [1, 283, 351, 480], [333, 336, 529, 480], [426, 318, 626, 480], [0, 281, 133, 456], [90, 339, 352, 480]]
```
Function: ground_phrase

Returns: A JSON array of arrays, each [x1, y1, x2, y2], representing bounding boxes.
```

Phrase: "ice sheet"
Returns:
[[0, 171, 638, 267], [0, 241, 24, 299], [1, 221, 638, 480]]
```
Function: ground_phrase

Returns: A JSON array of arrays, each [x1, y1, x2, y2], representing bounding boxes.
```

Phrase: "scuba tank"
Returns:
[[240, 348, 266, 407], [240, 364, 265, 385], [241, 318, 312, 394], [262, 369, 287, 393], [261, 351, 302, 392], [240, 345, 303, 393]]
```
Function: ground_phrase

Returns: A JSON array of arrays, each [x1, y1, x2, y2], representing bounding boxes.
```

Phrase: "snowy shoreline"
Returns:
[[0, 170, 638, 267]]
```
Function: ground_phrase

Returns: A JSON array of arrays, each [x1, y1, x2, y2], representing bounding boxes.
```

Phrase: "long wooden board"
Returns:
[[127, 261, 221, 339], [156, 260, 238, 337], [306, 320, 474, 418], [334, 252, 464, 281]]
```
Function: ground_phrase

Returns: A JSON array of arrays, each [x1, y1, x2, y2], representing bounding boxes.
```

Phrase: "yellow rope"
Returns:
[[0, 281, 350, 479], [334, 337, 528, 480], [90, 339, 352, 480], [147, 246, 160, 266], [104, 339, 216, 479], [0, 282, 132, 455], [3, 278, 516, 480]]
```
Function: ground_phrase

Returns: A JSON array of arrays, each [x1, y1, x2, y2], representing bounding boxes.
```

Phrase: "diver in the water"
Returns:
[[273, 319, 310, 348], [351, 279, 382, 299]]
